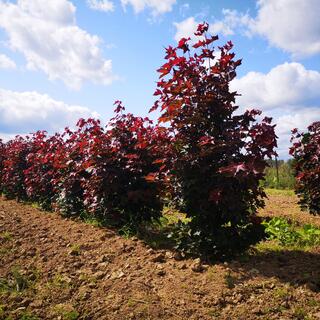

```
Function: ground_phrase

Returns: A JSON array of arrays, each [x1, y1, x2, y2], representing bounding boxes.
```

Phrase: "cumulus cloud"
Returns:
[[209, 9, 251, 36], [230, 63, 320, 158], [0, 133, 18, 143], [87, 0, 114, 12], [178, 1, 320, 57], [275, 109, 320, 157], [0, 53, 16, 69], [173, 17, 198, 41], [0, 88, 99, 135], [248, 0, 320, 58], [173, 10, 251, 42], [231, 63, 320, 110], [121, 0, 176, 16], [0, 0, 116, 89]]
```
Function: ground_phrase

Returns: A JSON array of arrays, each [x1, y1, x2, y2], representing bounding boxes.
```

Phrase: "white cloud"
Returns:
[[174, 10, 251, 42], [209, 9, 251, 36], [231, 63, 320, 110], [0, 133, 18, 142], [0, 88, 99, 135], [121, 0, 176, 16], [0, 53, 16, 69], [277, 109, 320, 137], [87, 0, 114, 12], [0, 0, 116, 89], [173, 17, 198, 41], [182, 1, 320, 58], [276, 109, 320, 157], [249, 0, 320, 58], [231, 62, 320, 158]]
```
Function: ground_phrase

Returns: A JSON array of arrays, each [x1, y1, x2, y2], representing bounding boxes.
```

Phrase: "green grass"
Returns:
[[224, 270, 236, 289], [61, 311, 79, 320], [265, 188, 295, 197], [0, 231, 13, 241], [79, 211, 105, 228], [254, 240, 284, 253], [0, 267, 30, 293], [69, 244, 81, 256], [19, 313, 40, 320], [53, 304, 79, 320], [47, 273, 72, 289], [293, 307, 308, 320]]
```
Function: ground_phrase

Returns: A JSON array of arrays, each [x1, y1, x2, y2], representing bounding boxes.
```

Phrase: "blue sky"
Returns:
[[0, 0, 319, 158]]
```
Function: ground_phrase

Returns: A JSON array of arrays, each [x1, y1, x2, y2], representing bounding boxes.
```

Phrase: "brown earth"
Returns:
[[0, 194, 320, 320], [259, 191, 320, 227]]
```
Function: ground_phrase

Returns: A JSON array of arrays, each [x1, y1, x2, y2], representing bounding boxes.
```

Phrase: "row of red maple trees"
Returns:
[[0, 23, 318, 253]]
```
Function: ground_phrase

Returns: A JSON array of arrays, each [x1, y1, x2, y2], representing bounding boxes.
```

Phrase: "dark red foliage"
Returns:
[[151, 23, 277, 253], [24, 131, 64, 210], [1, 136, 31, 200], [290, 121, 320, 214], [0, 110, 169, 226], [76, 104, 169, 224], [0, 139, 5, 193], [50, 119, 100, 216]]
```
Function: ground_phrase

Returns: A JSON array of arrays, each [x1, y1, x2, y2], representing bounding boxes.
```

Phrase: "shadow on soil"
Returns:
[[137, 221, 266, 258], [137, 223, 320, 292], [231, 249, 320, 292]]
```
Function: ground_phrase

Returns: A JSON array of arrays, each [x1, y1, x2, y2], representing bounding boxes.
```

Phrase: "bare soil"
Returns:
[[0, 194, 320, 320], [259, 191, 320, 227]]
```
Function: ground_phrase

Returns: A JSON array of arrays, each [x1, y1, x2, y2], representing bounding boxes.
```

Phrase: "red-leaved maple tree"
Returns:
[[24, 131, 64, 210], [151, 22, 277, 254], [0, 139, 5, 193], [1, 136, 31, 200], [290, 122, 320, 215]]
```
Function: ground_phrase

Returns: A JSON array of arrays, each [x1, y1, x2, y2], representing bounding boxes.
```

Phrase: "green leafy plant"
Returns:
[[167, 218, 265, 259], [118, 223, 137, 239], [262, 217, 320, 247]]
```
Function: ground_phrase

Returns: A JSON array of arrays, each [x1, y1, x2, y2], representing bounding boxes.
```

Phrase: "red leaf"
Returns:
[[144, 173, 157, 182], [219, 163, 246, 176], [194, 22, 209, 36], [208, 189, 222, 203], [193, 40, 205, 49], [177, 37, 190, 53]]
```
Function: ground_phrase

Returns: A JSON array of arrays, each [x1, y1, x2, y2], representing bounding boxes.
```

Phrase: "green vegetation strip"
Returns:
[[262, 217, 320, 247]]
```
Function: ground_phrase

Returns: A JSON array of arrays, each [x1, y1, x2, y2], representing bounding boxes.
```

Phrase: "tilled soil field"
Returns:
[[0, 195, 319, 320]]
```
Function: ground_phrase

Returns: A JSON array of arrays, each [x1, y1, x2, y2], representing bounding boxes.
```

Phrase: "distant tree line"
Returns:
[[262, 158, 295, 189]]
